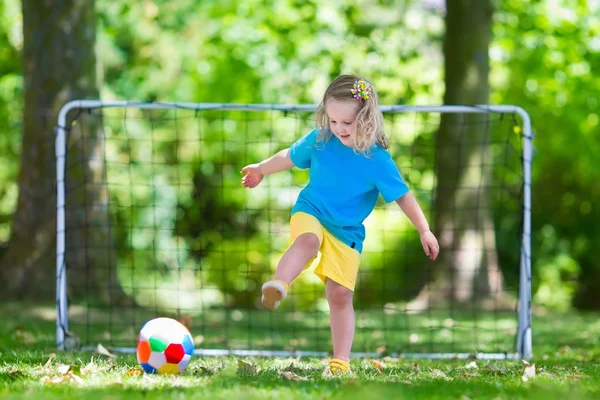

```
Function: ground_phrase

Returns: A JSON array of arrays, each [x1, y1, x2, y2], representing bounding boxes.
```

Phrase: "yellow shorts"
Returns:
[[290, 212, 361, 291]]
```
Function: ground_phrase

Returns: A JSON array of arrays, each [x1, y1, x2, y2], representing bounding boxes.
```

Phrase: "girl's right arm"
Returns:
[[241, 148, 294, 188]]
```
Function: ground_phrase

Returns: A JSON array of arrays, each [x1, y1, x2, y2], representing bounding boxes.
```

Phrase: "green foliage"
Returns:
[[0, 0, 598, 309], [492, 0, 600, 309], [96, 0, 444, 104], [0, 0, 22, 243]]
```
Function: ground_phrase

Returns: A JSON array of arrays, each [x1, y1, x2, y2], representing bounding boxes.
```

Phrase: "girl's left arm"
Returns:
[[396, 193, 440, 260]]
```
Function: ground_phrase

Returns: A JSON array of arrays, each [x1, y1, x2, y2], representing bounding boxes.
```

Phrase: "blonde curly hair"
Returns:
[[315, 74, 388, 156]]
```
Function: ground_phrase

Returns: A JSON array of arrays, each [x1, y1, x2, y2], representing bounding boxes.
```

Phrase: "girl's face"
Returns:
[[326, 99, 360, 148]]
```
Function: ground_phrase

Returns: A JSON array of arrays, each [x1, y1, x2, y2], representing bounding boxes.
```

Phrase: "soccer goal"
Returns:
[[55, 101, 532, 360]]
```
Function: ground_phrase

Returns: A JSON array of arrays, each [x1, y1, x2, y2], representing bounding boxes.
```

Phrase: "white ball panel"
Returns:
[[177, 354, 192, 372], [138, 330, 150, 342], [148, 352, 167, 369], [140, 317, 190, 344]]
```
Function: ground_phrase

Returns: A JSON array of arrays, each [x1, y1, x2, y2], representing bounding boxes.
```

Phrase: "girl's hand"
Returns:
[[420, 230, 439, 260], [241, 164, 264, 188]]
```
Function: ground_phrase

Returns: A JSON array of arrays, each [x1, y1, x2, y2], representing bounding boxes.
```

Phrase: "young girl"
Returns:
[[241, 75, 439, 373]]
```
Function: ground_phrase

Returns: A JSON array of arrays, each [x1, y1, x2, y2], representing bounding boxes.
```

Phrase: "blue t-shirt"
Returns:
[[289, 128, 409, 253]]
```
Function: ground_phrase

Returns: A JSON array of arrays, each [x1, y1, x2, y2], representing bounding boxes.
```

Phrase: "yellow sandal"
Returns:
[[327, 358, 351, 374]]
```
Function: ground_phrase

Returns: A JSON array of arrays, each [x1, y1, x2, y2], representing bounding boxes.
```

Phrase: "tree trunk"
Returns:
[[0, 0, 129, 305], [410, 0, 507, 310]]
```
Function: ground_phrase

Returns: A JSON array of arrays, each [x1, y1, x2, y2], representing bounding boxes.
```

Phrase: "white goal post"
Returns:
[[55, 101, 533, 360]]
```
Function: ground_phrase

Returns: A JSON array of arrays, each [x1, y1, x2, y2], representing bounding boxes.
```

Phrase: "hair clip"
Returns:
[[351, 80, 371, 100]]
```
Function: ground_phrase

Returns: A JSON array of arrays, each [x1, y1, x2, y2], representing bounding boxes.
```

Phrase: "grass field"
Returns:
[[2, 302, 600, 399]]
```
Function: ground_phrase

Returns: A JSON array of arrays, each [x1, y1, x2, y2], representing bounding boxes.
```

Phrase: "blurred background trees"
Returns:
[[421, 0, 506, 308], [0, 0, 597, 311], [0, 0, 128, 303]]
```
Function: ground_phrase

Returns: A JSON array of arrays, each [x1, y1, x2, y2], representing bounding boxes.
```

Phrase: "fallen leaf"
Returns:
[[70, 373, 84, 384], [567, 371, 585, 380], [198, 366, 216, 375], [96, 344, 117, 358], [465, 361, 478, 369], [279, 371, 307, 381], [81, 362, 97, 375], [57, 364, 71, 375], [41, 369, 84, 385], [322, 367, 333, 378], [237, 359, 258, 374], [44, 354, 56, 368], [41, 375, 66, 384], [275, 358, 298, 369], [7, 367, 25, 377], [125, 368, 142, 376], [522, 361, 535, 381], [372, 360, 385, 372], [431, 369, 452, 381]]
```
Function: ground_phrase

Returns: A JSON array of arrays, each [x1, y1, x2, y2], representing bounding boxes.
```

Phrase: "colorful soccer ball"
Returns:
[[136, 317, 194, 374]]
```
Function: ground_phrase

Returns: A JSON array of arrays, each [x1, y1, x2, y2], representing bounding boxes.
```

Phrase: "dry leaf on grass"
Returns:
[[196, 365, 217, 375], [57, 364, 71, 375], [275, 358, 298, 370], [237, 359, 258, 374], [70, 373, 84, 384], [465, 361, 478, 369], [431, 369, 453, 381], [124, 368, 142, 376], [41, 367, 84, 385], [279, 371, 307, 381], [7, 367, 25, 377], [41, 375, 66, 385], [81, 361, 98, 375], [567, 370, 585, 381], [44, 354, 56, 368], [522, 360, 536, 381], [372, 360, 385, 371], [97, 344, 117, 358]]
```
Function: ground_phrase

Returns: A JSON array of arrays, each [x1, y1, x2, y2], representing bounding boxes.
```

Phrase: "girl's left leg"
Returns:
[[325, 278, 355, 363]]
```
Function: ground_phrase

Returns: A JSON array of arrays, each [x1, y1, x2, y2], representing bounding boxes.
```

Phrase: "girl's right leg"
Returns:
[[275, 233, 320, 283], [261, 233, 320, 310]]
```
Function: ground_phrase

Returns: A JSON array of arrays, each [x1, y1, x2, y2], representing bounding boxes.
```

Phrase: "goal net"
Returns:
[[55, 101, 532, 360]]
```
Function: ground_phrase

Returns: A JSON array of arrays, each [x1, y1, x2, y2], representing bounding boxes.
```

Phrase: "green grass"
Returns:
[[2, 303, 600, 399], [65, 303, 519, 354]]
